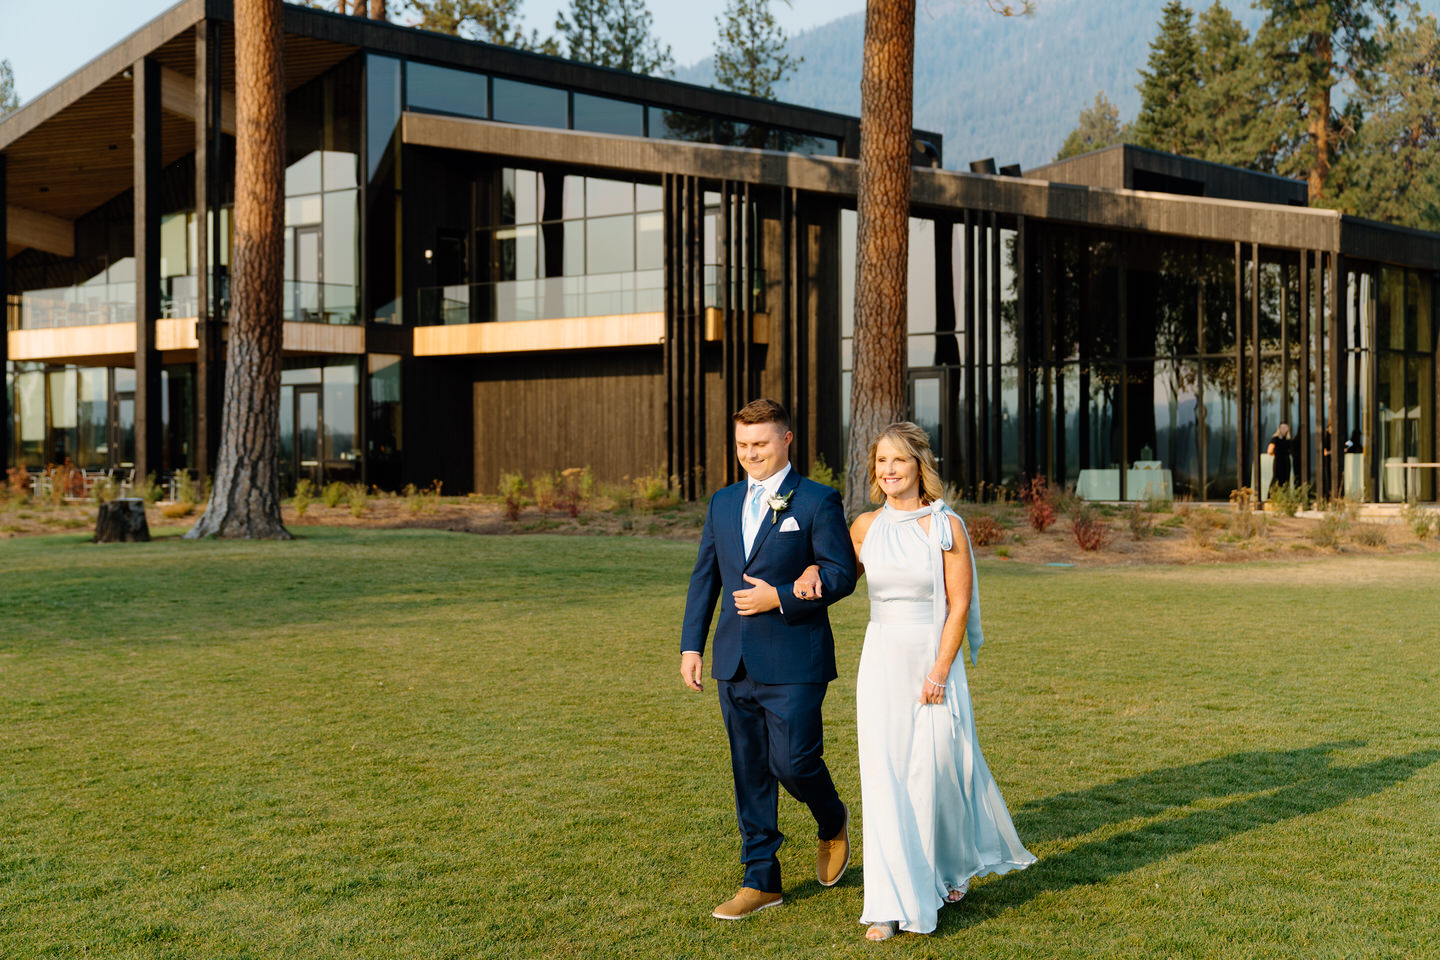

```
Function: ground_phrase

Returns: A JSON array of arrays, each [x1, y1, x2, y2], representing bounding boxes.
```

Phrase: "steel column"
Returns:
[[133, 57, 163, 482]]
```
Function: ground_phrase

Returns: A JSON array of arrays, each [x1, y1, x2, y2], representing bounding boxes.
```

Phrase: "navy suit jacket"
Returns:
[[680, 469, 857, 684]]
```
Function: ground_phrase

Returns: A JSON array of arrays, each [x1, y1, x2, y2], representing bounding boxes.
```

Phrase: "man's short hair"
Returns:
[[732, 398, 790, 430]]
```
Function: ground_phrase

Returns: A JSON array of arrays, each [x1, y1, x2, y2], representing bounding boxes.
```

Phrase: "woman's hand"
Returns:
[[920, 668, 948, 704], [793, 564, 823, 601]]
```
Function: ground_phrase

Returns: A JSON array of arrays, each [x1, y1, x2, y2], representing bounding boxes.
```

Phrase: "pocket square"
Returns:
[[779, 516, 801, 533]]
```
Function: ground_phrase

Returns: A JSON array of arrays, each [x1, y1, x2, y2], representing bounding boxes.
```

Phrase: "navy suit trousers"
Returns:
[[717, 662, 846, 893]]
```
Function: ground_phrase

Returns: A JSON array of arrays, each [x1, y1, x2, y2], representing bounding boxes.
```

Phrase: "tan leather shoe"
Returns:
[[712, 887, 783, 920], [817, 803, 850, 887]]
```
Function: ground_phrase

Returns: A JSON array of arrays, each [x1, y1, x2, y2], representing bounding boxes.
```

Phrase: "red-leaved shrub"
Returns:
[[966, 515, 1004, 547], [1070, 504, 1110, 551], [1021, 477, 1057, 532]]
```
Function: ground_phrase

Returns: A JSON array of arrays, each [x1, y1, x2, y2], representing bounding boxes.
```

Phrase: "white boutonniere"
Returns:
[[767, 490, 794, 524]]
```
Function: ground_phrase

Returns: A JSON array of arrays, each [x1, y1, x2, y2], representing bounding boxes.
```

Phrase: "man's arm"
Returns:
[[680, 500, 723, 675], [778, 486, 857, 624]]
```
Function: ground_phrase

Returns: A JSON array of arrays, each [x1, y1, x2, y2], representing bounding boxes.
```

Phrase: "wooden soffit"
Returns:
[[9, 318, 361, 363]]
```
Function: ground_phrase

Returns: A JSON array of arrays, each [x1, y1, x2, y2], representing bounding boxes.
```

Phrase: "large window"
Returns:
[[285, 58, 361, 325], [420, 169, 664, 324]]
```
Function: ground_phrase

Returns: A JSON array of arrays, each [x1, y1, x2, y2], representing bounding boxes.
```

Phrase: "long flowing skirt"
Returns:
[[856, 620, 1036, 934]]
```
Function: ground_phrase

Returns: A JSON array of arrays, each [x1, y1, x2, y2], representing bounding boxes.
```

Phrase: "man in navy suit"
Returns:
[[680, 398, 858, 920]]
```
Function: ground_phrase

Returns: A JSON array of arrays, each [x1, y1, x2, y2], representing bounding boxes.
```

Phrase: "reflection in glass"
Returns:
[[636, 213, 663, 271], [572, 92, 643, 136], [1000, 365, 1020, 482], [78, 367, 108, 468], [649, 107, 712, 142], [16, 367, 45, 467], [324, 363, 358, 463], [492, 78, 567, 128], [407, 62, 487, 119], [912, 377, 942, 469], [1154, 359, 1200, 497], [586, 215, 635, 274], [1201, 358, 1239, 499], [367, 55, 401, 180], [908, 218, 935, 335], [1088, 364, 1120, 471], [368, 354, 402, 492], [586, 178, 634, 218]]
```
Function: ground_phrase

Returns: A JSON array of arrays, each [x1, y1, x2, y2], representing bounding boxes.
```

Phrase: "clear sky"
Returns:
[[0, 0, 865, 105]]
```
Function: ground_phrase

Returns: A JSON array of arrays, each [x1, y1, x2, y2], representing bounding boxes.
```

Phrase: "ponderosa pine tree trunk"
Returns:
[[187, 0, 290, 540], [844, 0, 916, 517], [1307, 31, 1333, 202], [370, 0, 387, 20]]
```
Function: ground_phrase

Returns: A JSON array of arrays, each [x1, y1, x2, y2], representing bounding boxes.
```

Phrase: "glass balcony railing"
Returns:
[[415, 266, 765, 327], [417, 270, 665, 326]]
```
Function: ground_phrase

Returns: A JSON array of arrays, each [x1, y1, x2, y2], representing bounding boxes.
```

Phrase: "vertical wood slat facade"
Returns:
[[1329, 251, 1345, 498], [1250, 241, 1261, 492], [1300, 251, 1311, 485], [133, 57, 163, 482], [0, 154, 8, 470]]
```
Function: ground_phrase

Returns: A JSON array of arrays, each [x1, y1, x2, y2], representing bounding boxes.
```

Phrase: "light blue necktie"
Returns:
[[743, 483, 766, 557]]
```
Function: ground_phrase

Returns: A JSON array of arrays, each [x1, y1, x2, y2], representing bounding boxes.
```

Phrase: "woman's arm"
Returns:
[[921, 515, 974, 705]]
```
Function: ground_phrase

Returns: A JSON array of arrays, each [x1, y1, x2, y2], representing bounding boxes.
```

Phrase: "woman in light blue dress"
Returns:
[[801, 422, 1034, 941]]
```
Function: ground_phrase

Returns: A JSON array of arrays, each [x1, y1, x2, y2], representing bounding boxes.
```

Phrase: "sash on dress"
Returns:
[[904, 499, 984, 665]]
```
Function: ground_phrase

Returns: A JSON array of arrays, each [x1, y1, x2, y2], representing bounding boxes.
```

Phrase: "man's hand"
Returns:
[[681, 652, 704, 692], [733, 574, 780, 616], [793, 564, 823, 600]]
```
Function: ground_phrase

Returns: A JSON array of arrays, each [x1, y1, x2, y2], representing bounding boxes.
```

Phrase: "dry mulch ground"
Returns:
[[4, 493, 1438, 566]]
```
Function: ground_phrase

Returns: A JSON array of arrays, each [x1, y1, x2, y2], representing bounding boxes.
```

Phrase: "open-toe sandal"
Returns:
[[865, 921, 900, 942]]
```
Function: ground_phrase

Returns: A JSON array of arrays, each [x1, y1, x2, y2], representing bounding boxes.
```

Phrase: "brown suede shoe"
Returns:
[[817, 803, 850, 887], [712, 887, 783, 920]]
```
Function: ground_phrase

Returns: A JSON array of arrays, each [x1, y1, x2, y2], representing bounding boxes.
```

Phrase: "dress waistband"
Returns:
[[869, 599, 934, 625]]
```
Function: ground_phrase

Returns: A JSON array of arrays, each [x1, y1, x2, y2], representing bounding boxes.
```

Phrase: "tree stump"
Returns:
[[94, 498, 152, 543]]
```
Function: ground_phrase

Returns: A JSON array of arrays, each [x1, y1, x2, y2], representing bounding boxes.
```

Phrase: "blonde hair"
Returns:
[[868, 422, 944, 505]]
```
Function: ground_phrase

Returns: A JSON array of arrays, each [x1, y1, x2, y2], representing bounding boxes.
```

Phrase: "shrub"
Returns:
[[1021, 478, 1057, 532], [995, 546, 1010, 559], [175, 472, 200, 506], [1352, 524, 1388, 548], [347, 483, 369, 517], [1127, 503, 1153, 540], [140, 472, 163, 506], [1400, 501, 1436, 540], [499, 472, 527, 521], [90, 477, 118, 505], [965, 514, 1004, 547], [1071, 503, 1111, 546], [1143, 494, 1174, 514], [160, 501, 194, 519], [293, 479, 316, 517], [631, 471, 676, 512], [1321, 497, 1360, 525], [557, 467, 592, 517], [531, 471, 558, 513], [1228, 486, 1267, 540], [1070, 503, 1110, 551], [1308, 514, 1346, 549], [6, 467, 30, 502], [322, 481, 348, 509], [808, 453, 844, 494], [1185, 508, 1224, 549], [45, 460, 84, 505], [1267, 481, 1312, 517]]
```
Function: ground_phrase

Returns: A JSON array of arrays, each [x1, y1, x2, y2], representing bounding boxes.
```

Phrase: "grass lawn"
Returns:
[[2, 528, 1437, 959]]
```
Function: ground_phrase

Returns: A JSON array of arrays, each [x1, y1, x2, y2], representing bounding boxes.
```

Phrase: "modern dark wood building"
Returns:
[[5, 1, 1437, 503]]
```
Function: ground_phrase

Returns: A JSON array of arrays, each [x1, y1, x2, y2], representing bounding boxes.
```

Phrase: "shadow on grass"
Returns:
[[941, 741, 1440, 932]]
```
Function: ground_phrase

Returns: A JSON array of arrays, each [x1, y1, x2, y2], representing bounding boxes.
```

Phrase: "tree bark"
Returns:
[[187, 0, 291, 540], [844, 0, 916, 517], [1307, 31, 1333, 202], [94, 499, 152, 543], [369, 0, 387, 20]]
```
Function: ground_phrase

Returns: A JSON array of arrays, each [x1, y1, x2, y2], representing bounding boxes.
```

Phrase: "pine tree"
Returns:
[[1252, 0, 1400, 203], [0, 59, 18, 117], [1337, 14, 1440, 229], [1188, 2, 1273, 170], [1133, 0, 1200, 155], [407, 0, 558, 54], [714, 0, 801, 99], [555, 0, 672, 74], [1055, 92, 1131, 160]]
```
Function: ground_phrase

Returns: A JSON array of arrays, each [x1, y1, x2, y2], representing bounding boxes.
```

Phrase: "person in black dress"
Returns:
[[1267, 422, 1292, 498]]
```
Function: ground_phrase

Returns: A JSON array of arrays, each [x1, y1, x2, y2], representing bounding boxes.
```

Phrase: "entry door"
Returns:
[[907, 369, 947, 477], [112, 390, 135, 469], [295, 386, 323, 486]]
